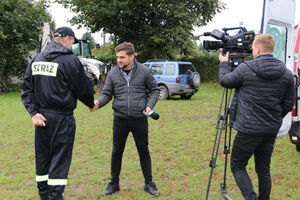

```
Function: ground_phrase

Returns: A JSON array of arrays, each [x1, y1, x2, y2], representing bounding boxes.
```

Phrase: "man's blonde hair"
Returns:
[[253, 34, 275, 53]]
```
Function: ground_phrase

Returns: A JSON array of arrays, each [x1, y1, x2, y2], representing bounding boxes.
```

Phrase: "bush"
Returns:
[[95, 54, 116, 65], [91, 42, 220, 81], [0, 0, 49, 91], [180, 50, 219, 82], [0, 78, 23, 93], [92, 43, 116, 64]]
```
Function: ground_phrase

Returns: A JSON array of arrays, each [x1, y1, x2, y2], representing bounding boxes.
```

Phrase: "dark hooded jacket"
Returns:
[[219, 55, 294, 136], [21, 41, 94, 116]]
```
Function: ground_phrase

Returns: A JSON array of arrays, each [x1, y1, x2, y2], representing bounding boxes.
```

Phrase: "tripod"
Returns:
[[205, 55, 245, 200], [205, 87, 233, 200]]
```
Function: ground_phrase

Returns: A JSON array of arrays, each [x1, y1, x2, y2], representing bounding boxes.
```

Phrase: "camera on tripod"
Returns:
[[203, 27, 255, 65], [204, 27, 255, 200]]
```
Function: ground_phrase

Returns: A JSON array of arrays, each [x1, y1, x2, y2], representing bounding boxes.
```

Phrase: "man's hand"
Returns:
[[219, 50, 229, 62], [143, 106, 152, 116], [90, 100, 99, 112], [32, 113, 47, 127]]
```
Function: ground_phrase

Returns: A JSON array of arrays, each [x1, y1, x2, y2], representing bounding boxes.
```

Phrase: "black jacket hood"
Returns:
[[246, 56, 286, 80], [42, 41, 72, 61]]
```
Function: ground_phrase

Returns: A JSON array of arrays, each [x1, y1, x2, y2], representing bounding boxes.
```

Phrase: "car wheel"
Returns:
[[159, 85, 168, 100], [296, 144, 300, 152], [180, 94, 193, 99], [189, 72, 201, 88]]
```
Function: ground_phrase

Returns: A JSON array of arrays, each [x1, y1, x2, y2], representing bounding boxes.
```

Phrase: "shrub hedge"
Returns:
[[95, 54, 117, 65], [180, 50, 219, 82], [92, 42, 220, 82]]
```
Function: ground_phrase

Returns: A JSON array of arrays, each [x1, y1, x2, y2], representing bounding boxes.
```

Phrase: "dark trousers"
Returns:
[[35, 112, 75, 197], [231, 132, 276, 200], [110, 117, 153, 184]]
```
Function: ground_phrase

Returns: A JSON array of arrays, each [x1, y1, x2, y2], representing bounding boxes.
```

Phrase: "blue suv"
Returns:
[[143, 60, 200, 100]]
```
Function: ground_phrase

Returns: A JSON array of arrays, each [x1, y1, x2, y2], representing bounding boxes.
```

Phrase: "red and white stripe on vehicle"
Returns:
[[292, 21, 300, 119]]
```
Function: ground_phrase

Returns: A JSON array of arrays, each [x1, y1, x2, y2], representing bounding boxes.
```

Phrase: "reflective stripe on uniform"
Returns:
[[36, 174, 49, 182], [48, 179, 68, 185]]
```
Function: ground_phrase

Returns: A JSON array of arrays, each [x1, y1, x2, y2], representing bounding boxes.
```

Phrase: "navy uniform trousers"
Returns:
[[35, 111, 75, 197]]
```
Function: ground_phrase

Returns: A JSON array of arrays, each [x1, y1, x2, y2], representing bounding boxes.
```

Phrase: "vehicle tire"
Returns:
[[296, 144, 300, 152], [189, 72, 201, 88], [180, 94, 193, 99], [159, 85, 168, 100]]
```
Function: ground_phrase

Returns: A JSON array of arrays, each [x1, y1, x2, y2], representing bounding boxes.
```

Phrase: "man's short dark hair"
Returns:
[[115, 42, 135, 55]]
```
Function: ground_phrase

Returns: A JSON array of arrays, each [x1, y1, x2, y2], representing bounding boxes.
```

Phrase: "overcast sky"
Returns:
[[48, 0, 300, 44]]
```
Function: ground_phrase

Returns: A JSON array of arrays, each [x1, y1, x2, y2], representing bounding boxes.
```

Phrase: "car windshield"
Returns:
[[179, 64, 195, 74]]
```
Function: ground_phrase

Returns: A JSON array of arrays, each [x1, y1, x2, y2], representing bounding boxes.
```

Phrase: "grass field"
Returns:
[[0, 83, 299, 200]]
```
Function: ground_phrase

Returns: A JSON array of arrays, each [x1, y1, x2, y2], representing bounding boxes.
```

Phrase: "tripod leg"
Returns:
[[221, 127, 233, 200], [221, 90, 234, 200], [205, 88, 231, 200]]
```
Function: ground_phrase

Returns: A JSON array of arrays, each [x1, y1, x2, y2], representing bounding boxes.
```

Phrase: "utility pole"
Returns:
[[102, 30, 106, 54]]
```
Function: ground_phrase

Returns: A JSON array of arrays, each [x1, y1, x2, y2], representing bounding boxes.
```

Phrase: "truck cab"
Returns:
[[72, 40, 103, 85]]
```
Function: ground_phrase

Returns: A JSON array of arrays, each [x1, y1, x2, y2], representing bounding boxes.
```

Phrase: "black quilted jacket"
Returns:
[[98, 60, 160, 119], [219, 55, 294, 136]]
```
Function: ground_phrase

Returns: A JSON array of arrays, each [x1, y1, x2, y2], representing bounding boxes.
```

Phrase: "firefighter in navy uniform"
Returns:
[[21, 27, 94, 200]]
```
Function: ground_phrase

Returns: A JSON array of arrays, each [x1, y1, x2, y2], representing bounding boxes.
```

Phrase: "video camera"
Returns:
[[203, 27, 255, 54], [203, 27, 255, 66]]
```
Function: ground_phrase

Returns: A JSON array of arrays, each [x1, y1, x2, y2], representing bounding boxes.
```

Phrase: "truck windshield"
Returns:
[[72, 43, 81, 57], [72, 42, 92, 58]]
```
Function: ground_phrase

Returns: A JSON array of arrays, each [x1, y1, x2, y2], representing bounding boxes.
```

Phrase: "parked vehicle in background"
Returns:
[[72, 40, 103, 85], [261, 0, 300, 152], [289, 20, 300, 152], [143, 59, 200, 100], [72, 40, 112, 92]]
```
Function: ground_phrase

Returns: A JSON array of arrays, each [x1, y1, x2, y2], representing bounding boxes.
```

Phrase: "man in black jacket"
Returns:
[[22, 27, 94, 200], [91, 42, 160, 196], [218, 34, 294, 200]]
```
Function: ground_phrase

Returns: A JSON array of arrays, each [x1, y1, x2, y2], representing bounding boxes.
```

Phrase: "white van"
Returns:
[[288, 19, 300, 152], [261, 0, 300, 152]]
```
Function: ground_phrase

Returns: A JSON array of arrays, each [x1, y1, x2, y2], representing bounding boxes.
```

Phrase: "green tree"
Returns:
[[81, 32, 96, 49], [0, 0, 50, 92], [56, 0, 224, 62]]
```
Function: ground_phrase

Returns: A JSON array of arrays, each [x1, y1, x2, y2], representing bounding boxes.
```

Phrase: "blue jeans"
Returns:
[[231, 132, 276, 200]]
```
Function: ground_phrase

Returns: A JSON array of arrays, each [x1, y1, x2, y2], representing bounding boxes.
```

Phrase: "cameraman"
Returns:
[[218, 34, 294, 200]]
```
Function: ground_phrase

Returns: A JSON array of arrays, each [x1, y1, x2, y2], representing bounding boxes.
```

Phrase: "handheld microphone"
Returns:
[[146, 110, 160, 120]]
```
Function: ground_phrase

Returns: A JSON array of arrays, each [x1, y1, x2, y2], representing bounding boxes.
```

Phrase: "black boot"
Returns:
[[38, 190, 49, 200], [102, 181, 120, 195], [144, 181, 160, 196]]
